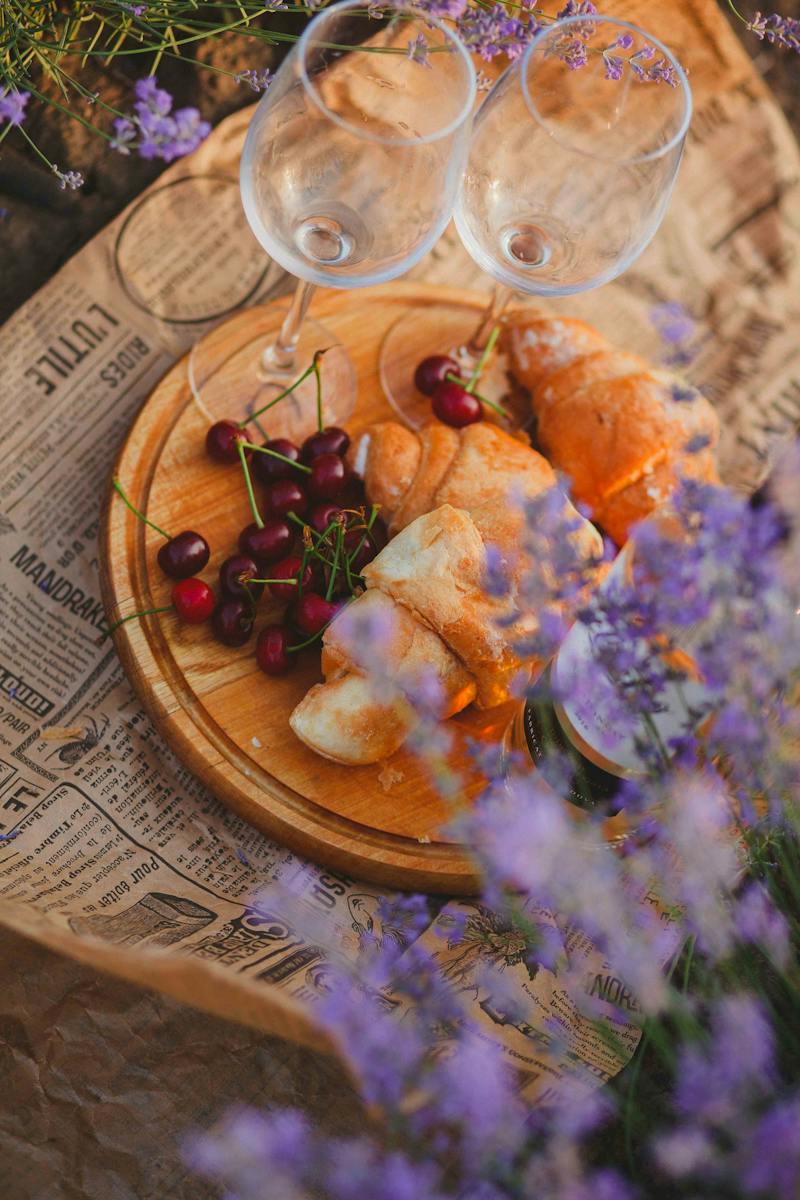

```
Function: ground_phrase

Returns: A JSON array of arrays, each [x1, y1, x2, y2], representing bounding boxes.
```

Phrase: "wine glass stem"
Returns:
[[468, 283, 514, 355], [262, 278, 317, 373]]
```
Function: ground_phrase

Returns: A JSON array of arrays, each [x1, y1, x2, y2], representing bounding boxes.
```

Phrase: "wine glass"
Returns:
[[190, 0, 476, 442], [381, 14, 692, 430]]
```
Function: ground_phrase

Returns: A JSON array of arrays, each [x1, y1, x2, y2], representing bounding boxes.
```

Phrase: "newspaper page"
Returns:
[[1, 0, 799, 1111]]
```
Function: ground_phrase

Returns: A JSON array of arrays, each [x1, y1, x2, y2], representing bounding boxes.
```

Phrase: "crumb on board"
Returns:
[[417, 834, 432, 844], [378, 763, 404, 792], [251, 736, 262, 749]]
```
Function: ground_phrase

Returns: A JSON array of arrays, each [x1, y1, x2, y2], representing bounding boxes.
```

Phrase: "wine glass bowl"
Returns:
[[455, 15, 692, 297], [241, 5, 477, 289], [382, 14, 692, 428]]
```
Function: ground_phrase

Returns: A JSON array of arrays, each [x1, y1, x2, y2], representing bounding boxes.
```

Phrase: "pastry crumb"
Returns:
[[417, 834, 432, 844], [251, 736, 262, 748], [378, 764, 404, 791]]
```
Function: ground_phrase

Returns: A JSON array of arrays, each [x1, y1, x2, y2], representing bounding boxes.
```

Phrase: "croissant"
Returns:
[[504, 315, 720, 545], [290, 505, 522, 764], [290, 425, 604, 764]]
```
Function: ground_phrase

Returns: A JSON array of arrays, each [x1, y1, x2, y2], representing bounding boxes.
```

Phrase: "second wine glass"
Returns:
[[381, 14, 692, 430], [191, 0, 476, 442]]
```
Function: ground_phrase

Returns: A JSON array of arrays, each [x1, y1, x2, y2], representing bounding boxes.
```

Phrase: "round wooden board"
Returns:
[[101, 282, 518, 894]]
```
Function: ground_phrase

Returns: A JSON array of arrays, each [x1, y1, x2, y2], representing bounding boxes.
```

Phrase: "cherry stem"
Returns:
[[444, 373, 511, 420], [241, 442, 312, 474], [466, 324, 501, 394], [105, 604, 171, 639], [237, 441, 264, 529], [313, 350, 326, 433], [250, 577, 298, 586], [239, 359, 317, 427], [325, 522, 344, 602], [287, 602, 350, 654], [112, 478, 170, 541]]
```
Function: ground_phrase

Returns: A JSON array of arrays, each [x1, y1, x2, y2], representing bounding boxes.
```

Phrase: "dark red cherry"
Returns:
[[171, 578, 215, 625], [238, 519, 292, 566], [251, 438, 300, 485], [268, 554, 314, 602], [344, 520, 387, 574], [414, 355, 462, 398], [340, 472, 366, 508], [211, 598, 254, 647], [291, 592, 340, 637], [432, 382, 482, 428], [265, 479, 309, 517], [308, 503, 343, 536], [301, 427, 351, 463], [156, 530, 210, 580], [309, 453, 347, 501], [206, 420, 247, 463], [219, 554, 264, 602], [256, 624, 294, 676]]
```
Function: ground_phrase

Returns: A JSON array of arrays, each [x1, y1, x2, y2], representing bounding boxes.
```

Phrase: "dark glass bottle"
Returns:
[[506, 666, 626, 814]]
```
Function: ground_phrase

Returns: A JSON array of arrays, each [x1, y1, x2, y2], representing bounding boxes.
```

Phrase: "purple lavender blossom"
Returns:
[[414, 0, 468, 18], [406, 33, 431, 67], [456, 5, 537, 62], [0, 89, 30, 127], [111, 76, 211, 163], [747, 11, 800, 53], [740, 1095, 800, 1199], [234, 68, 275, 93]]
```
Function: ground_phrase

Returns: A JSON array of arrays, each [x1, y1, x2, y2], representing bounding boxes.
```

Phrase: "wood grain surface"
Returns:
[[101, 283, 520, 894]]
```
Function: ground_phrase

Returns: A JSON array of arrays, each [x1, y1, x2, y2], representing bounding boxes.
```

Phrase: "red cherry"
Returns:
[[344, 520, 387, 574], [308, 503, 343, 536], [309, 453, 347, 500], [414, 355, 462, 398], [157, 531, 210, 580], [301, 427, 351, 462], [292, 592, 340, 637], [251, 438, 300, 485], [340, 473, 366, 508], [255, 624, 294, 676], [238, 519, 293, 566], [265, 479, 309, 517], [268, 554, 314, 602], [211, 599, 254, 646], [219, 554, 264, 601], [171, 578, 215, 625], [432, 382, 482, 428], [206, 420, 247, 463]]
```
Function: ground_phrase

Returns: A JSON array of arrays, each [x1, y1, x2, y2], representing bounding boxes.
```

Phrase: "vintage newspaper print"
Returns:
[[1, 0, 799, 1091]]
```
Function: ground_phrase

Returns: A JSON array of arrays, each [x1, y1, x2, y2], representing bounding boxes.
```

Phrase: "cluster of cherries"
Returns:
[[412, 325, 508, 428], [109, 355, 384, 678]]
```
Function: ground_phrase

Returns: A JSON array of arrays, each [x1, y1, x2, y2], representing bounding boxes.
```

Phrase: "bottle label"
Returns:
[[551, 544, 713, 778]]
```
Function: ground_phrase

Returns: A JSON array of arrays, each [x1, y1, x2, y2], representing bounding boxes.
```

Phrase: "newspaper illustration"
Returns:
[[1, 0, 799, 1109]]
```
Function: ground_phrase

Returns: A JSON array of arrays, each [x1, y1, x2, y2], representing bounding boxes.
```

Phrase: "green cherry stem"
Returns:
[[112, 478, 170, 540], [238, 360, 317, 428], [313, 350, 326, 433], [241, 441, 312, 474], [444, 373, 511, 420], [250, 578, 298, 586], [325, 522, 344, 602], [466, 324, 501, 394], [104, 604, 171, 639], [237, 441, 264, 530]]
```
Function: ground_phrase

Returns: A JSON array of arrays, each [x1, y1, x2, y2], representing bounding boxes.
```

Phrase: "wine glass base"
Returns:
[[379, 304, 527, 432], [187, 310, 356, 443]]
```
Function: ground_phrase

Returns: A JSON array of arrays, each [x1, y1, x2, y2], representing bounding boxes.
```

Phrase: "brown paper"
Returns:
[[1, 0, 798, 1158]]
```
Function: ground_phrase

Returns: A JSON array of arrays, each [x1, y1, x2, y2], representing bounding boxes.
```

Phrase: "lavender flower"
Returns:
[[235, 67, 275, 93], [456, 5, 537, 62], [747, 11, 800, 53], [414, 0, 468, 17], [52, 165, 84, 190], [740, 1095, 800, 1199], [406, 33, 431, 67], [0, 89, 30, 127], [111, 76, 210, 163]]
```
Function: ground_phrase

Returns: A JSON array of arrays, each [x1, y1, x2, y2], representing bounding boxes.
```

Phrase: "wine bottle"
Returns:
[[504, 532, 714, 815]]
